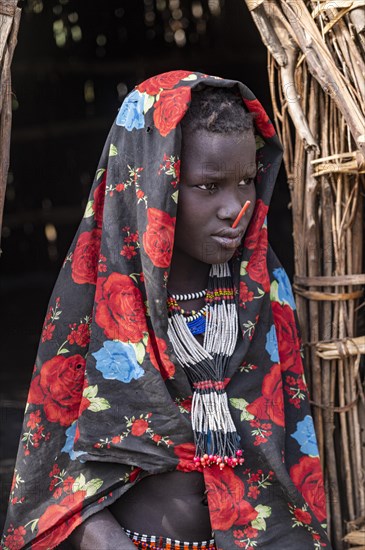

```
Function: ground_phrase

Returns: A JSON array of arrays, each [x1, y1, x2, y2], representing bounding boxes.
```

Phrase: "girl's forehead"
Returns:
[[181, 130, 257, 180], [182, 129, 256, 161]]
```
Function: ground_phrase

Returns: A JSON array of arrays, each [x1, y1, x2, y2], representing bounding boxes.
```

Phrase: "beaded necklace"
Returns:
[[167, 290, 208, 335], [167, 263, 243, 469]]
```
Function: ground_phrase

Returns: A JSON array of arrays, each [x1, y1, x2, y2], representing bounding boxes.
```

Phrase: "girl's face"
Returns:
[[174, 129, 257, 266]]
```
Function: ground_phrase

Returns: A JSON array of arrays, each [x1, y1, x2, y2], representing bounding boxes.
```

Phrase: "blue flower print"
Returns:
[[291, 415, 319, 456], [93, 340, 144, 383], [265, 324, 280, 362], [61, 422, 86, 462], [116, 90, 145, 131], [273, 267, 296, 310]]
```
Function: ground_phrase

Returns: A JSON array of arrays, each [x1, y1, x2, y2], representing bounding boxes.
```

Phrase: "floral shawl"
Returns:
[[2, 71, 332, 550]]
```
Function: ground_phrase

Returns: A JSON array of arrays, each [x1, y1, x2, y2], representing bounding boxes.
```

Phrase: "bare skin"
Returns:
[[66, 128, 257, 549], [64, 508, 136, 549]]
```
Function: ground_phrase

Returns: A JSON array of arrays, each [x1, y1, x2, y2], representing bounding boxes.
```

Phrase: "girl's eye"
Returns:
[[238, 178, 255, 187], [197, 183, 217, 191]]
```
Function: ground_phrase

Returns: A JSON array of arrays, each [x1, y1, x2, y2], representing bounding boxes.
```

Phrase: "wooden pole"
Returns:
[[0, 0, 21, 245]]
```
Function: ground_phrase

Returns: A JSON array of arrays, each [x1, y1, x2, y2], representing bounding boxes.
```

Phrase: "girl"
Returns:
[[2, 72, 331, 550]]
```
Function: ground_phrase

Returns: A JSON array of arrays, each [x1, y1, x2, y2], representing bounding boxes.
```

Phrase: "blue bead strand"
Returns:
[[187, 315, 206, 335]]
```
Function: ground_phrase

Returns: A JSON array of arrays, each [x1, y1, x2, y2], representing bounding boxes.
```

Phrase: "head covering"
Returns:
[[2, 71, 332, 550]]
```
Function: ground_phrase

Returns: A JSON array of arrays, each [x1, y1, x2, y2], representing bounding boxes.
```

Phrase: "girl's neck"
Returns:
[[168, 250, 211, 295]]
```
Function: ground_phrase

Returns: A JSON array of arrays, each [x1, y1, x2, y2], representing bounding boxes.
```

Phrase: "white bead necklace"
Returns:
[[167, 263, 240, 464], [170, 289, 206, 302]]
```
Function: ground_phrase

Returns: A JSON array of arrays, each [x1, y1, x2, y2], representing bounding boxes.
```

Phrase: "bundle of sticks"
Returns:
[[245, 1, 365, 548]]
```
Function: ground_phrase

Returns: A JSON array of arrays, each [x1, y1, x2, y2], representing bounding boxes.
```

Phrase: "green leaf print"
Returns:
[[251, 504, 272, 531], [84, 478, 103, 497], [130, 341, 145, 364], [72, 473, 86, 492], [240, 261, 248, 276], [109, 144, 118, 156], [270, 280, 280, 303], [143, 93, 155, 114], [255, 135, 266, 150], [83, 200, 94, 219], [83, 385, 98, 399], [182, 74, 198, 81], [96, 168, 106, 180], [229, 398, 254, 421], [88, 397, 111, 412]]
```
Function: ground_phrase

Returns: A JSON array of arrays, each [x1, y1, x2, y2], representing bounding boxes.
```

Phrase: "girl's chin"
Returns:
[[199, 247, 237, 265]]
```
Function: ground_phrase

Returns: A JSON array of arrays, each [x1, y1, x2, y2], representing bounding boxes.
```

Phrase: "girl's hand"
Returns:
[[65, 507, 137, 549]]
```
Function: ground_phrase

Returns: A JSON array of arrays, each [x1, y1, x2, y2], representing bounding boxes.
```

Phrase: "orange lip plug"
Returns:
[[232, 200, 251, 229]]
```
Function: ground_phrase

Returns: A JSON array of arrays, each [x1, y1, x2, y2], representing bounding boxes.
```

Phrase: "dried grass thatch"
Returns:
[[0, 0, 21, 242], [245, 1, 365, 549]]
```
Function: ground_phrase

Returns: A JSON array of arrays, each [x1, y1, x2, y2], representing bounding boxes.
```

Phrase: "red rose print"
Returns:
[[53, 487, 63, 500], [246, 364, 285, 427], [248, 485, 259, 499], [243, 98, 276, 138], [174, 442, 203, 473], [294, 508, 312, 525], [27, 409, 41, 430], [129, 467, 141, 483], [204, 466, 258, 531], [67, 323, 90, 347], [92, 171, 106, 227], [131, 419, 149, 436], [246, 228, 270, 291], [42, 323, 55, 343], [153, 87, 191, 137], [95, 273, 147, 342], [142, 208, 175, 268], [137, 70, 193, 95], [244, 526, 258, 538], [290, 456, 327, 523], [28, 355, 85, 427], [3, 526, 26, 550], [34, 491, 86, 549], [71, 229, 101, 285], [146, 332, 175, 380], [174, 159, 181, 181], [63, 476, 75, 494], [272, 302, 303, 374], [120, 245, 137, 260], [79, 394, 90, 414], [239, 282, 254, 307], [74, 423, 80, 443], [179, 397, 192, 412], [49, 464, 60, 477], [244, 200, 269, 250]]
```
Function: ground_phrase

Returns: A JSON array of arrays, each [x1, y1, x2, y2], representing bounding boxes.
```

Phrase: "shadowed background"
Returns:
[[0, 0, 293, 530]]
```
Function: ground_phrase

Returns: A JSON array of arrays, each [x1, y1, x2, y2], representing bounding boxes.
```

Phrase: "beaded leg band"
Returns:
[[123, 529, 216, 550]]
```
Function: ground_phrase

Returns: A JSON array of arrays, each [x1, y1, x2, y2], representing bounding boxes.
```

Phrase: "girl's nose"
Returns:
[[216, 194, 242, 222]]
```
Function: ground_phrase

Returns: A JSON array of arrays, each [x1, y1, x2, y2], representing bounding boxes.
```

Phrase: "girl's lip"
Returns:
[[211, 234, 243, 250]]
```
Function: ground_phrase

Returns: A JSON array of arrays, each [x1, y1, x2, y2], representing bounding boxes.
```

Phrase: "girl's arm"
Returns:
[[66, 507, 136, 549]]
